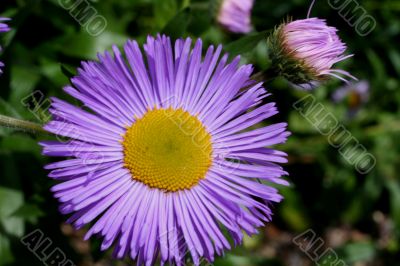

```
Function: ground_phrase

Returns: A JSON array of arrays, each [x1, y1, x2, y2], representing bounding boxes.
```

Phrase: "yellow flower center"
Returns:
[[122, 108, 213, 192]]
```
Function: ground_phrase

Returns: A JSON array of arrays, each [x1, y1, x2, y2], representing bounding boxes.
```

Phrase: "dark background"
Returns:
[[0, 0, 399, 265]]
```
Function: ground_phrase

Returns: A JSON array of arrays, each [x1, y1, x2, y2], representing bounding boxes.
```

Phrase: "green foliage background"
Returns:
[[0, 0, 399, 265]]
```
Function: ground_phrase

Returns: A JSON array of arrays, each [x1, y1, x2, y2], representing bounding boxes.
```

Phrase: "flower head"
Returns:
[[268, 18, 356, 85], [216, 0, 254, 33], [333, 80, 369, 104], [0, 17, 10, 74], [333, 80, 369, 117], [41, 35, 289, 265]]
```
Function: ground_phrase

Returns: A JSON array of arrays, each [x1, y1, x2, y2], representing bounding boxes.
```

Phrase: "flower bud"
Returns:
[[215, 0, 254, 34], [268, 18, 356, 85]]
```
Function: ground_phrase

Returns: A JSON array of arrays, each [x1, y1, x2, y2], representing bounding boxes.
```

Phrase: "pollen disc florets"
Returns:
[[123, 108, 213, 192]]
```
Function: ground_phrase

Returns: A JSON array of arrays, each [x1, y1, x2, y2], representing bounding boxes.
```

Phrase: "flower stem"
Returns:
[[0, 114, 47, 134], [251, 68, 279, 83], [251, 71, 266, 82]]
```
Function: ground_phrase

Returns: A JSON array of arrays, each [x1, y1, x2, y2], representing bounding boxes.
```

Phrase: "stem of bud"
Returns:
[[0, 114, 47, 134]]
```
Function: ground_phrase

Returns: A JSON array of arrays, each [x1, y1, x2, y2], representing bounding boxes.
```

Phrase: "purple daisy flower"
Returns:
[[332, 80, 369, 117], [41, 35, 289, 265], [268, 18, 356, 85], [332, 80, 369, 104], [216, 0, 254, 34], [0, 17, 10, 74]]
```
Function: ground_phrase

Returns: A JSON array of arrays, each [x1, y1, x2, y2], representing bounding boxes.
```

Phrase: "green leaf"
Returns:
[[288, 111, 316, 133], [55, 31, 129, 59], [0, 187, 24, 237], [162, 8, 191, 39], [279, 186, 310, 231], [37, 57, 70, 88], [187, 4, 212, 36], [1, 134, 42, 158], [214, 254, 250, 266], [389, 49, 400, 76], [386, 179, 400, 228], [340, 242, 376, 263], [60, 64, 77, 80], [9, 65, 41, 108], [154, 0, 178, 29], [12, 204, 44, 224], [224, 31, 269, 59], [0, 233, 14, 266], [0, 98, 22, 136], [215, 254, 279, 266], [366, 49, 386, 83]]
